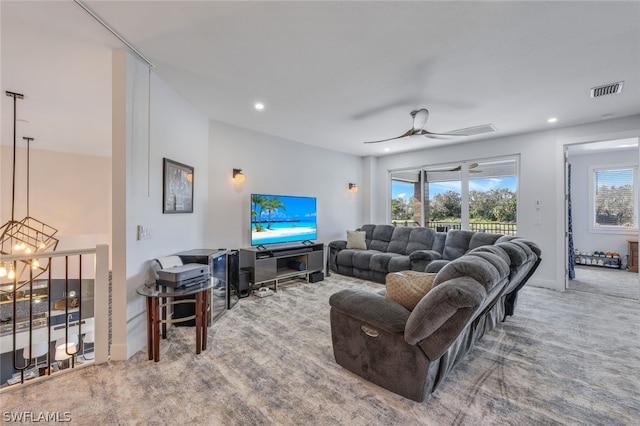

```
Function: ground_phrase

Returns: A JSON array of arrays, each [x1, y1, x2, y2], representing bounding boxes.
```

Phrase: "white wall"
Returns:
[[1, 145, 111, 281], [206, 121, 363, 249], [370, 115, 640, 290], [569, 148, 638, 265], [111, 51, 209, 359], [0, 146, 111, 250]]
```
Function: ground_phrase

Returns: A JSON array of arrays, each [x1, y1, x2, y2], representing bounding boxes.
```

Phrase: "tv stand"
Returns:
[[239, 243, 324, 292]]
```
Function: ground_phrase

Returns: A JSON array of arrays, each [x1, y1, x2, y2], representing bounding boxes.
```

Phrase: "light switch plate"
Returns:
[[137, 225, 153, 240]]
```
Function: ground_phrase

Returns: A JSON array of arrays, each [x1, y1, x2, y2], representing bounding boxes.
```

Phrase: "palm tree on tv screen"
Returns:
[[251, 194, 269, 232], [265, 197, 286, 230]]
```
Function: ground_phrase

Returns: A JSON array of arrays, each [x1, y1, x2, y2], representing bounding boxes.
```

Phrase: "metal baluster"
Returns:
[[46, 263, 52, 376]]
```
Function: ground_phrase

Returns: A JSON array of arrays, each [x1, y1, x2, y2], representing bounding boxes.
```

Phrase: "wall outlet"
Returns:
[[137, 225, 153, 240]]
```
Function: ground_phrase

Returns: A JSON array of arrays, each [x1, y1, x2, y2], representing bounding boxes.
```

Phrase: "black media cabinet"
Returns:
[[239, 243, 324, 291]]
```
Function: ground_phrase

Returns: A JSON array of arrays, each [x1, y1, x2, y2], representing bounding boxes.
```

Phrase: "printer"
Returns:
[[154, 256, 209, 288]]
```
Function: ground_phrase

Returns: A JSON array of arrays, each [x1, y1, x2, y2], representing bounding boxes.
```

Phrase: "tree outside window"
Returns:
[[594, 167, 636, 228], [390, 157, 518, 234]]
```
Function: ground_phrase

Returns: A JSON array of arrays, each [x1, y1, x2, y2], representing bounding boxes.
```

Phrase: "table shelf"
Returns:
[[240, 243, 324, 292], [575, 255, 621, 269]]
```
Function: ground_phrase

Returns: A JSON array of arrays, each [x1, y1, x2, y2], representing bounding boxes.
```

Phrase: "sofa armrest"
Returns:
[[405, 277, 486, 360], [329, 288, 410, 334], [329, 240, 348, 251], [409, 250, 442, 271], [328, 240, 348, 271], [425, 259, 450, 273]]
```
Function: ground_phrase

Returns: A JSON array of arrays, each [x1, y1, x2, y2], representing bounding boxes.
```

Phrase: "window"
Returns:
[[591, 166, 637, 229], [389, 156, 519, 235], [390, 169, 423, 227], [468, 159, 518, 234], [425, 167, 461, 228]]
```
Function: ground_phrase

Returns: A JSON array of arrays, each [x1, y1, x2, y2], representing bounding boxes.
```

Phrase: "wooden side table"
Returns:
[[137, 280, 212, 362], [628, 240, 638, 273]]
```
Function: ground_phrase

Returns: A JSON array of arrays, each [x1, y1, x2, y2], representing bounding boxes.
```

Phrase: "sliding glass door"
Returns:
[[390, 156, 518, 235], [390, 169, 423, 227], [424, 165, 462, 231]]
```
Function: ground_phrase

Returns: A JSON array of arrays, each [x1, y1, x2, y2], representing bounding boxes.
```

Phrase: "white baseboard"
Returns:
[[527, 277, 564, 292]]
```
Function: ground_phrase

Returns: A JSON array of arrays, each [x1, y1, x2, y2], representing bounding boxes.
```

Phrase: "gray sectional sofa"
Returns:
[[327, 224, 541, 401], [329, 224, 525, 281], [329, 225, 437, 283]]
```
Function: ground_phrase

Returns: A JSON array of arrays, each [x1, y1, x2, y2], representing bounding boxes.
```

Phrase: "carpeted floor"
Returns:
[[1, 274, 639, 425], [568, 265, 639, 300]]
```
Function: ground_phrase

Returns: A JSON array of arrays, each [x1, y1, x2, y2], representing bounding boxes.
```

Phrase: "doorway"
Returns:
[[565, 137, 640, 300]]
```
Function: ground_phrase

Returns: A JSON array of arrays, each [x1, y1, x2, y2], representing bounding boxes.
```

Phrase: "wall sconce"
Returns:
[[233, 168, 245, 183], [349, 183, 358, 193]]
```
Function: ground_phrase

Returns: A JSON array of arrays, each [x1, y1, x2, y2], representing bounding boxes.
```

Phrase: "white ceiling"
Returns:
[[2, 1, 640, 158]]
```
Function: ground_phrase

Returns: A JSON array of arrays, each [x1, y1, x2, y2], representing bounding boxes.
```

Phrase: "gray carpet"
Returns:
[[569, 265, 639, 300], [1, 275, 639, 425]]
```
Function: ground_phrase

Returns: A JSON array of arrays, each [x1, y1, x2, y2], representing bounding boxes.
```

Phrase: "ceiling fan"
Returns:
[[363, 108, 468, 144]]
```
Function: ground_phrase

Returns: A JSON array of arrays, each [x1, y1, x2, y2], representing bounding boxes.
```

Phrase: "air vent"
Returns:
[[446, 124, 497, 136], [591, 81, 624, 98]]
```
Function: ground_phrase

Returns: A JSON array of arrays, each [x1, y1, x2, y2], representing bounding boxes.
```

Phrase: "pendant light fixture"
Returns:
[[0, 91, 58, 291]]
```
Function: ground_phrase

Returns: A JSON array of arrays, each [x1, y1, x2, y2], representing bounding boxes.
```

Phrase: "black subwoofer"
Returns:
[[309, 271, 324, 283]]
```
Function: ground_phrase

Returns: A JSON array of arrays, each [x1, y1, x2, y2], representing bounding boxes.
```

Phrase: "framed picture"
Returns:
[[163, 158, 194, 213]]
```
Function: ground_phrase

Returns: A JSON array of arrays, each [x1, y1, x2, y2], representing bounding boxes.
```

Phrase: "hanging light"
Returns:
[[0, 93, 58, 288], [7, 265, 16, 280]]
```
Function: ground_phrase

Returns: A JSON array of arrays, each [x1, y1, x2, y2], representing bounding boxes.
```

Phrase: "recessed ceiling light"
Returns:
[[254, 102, 265, 111], [547, 118, 558, 123], [384, 148, 390, 152]]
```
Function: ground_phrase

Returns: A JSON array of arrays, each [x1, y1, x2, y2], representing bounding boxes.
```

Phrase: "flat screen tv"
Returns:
[[251, 194, 317, 246]]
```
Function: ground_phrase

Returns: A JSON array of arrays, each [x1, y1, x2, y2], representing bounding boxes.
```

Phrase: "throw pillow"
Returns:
[[346, 230, 367, 250], [386, 271, 436, 311]]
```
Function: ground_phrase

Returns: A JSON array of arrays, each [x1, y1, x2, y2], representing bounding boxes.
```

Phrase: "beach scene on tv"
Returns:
[[251, 194, 317, 246]]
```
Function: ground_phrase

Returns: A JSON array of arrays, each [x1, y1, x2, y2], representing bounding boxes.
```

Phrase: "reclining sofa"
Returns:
[[329, 239, 541, 401], [329, 224, 535, 281]]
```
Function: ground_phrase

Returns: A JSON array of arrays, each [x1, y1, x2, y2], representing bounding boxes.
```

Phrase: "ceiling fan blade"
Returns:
[[426, 165, 460, 172], [427, 167, 483, 174], [363, 128, 414, 144], [419, 130, 462, 140], [363, 107, 470, 145], [426, 163, 481, 173]]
